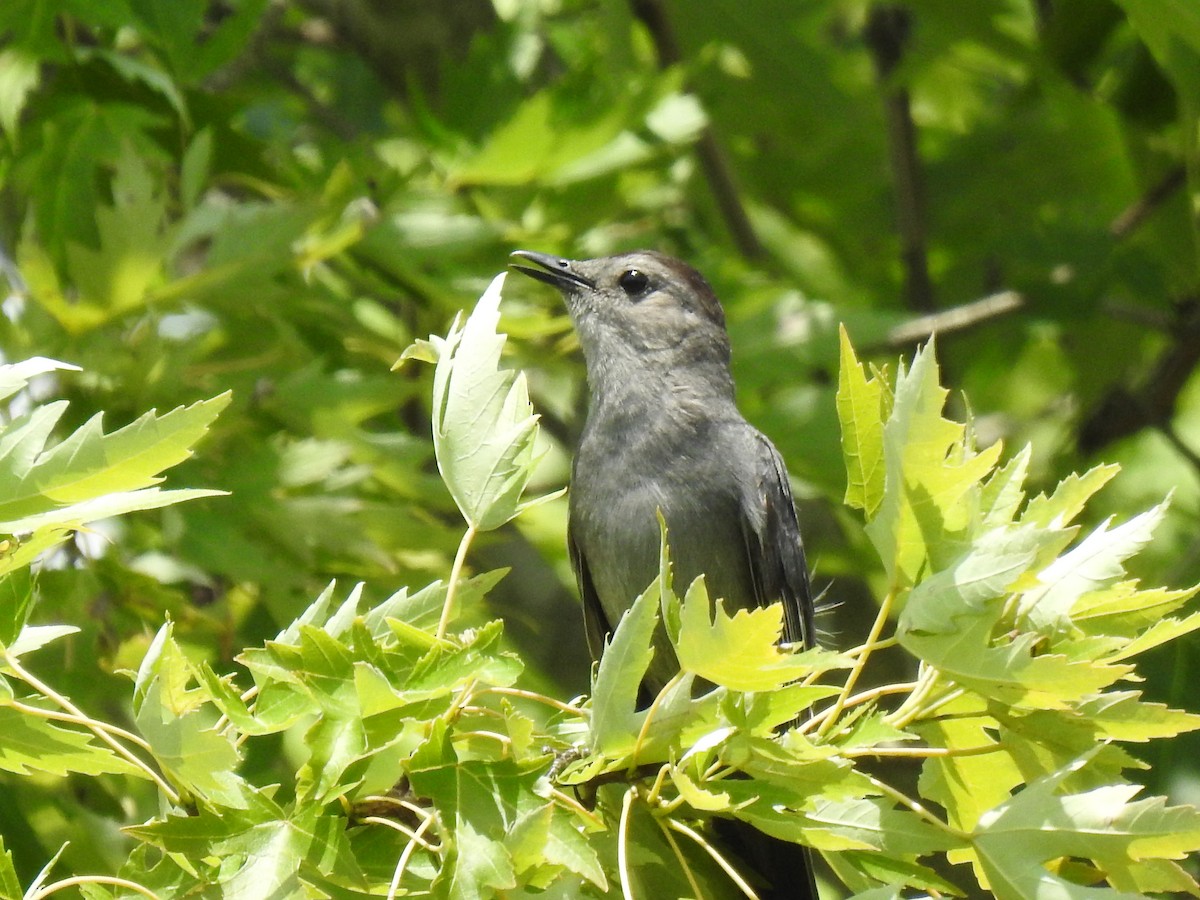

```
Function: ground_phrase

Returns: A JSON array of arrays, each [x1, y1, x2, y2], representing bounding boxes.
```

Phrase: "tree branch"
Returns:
[[865, 5, 935, 312], [629, 0, 764, 260], [865, 290, 1025, 352], [1109, 165, 1187, 239], [1077, 300, 1200, 456]]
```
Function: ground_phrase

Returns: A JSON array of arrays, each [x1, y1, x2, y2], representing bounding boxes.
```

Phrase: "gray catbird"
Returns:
[[511, 249, 819, 899]]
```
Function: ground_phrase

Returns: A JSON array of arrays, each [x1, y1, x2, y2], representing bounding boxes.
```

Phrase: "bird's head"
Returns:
[[510, 250, 733, 392]]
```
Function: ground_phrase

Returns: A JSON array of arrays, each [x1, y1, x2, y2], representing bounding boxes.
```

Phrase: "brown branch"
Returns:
[[867, 290, 1025, 351], [629, 0, 764, 260], [1109, 165, 1186, 239], [865, 5, 935, 312]]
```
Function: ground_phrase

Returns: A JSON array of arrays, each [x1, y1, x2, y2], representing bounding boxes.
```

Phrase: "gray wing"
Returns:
[[568, 520, 612, 663], [740, 431, 816, 650]]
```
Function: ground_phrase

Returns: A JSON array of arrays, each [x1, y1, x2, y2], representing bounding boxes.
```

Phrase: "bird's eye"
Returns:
[[618, 269, 650, 297]]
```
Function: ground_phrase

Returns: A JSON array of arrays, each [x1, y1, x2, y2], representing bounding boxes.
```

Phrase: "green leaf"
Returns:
[[1076, 692, 1200, 742], [915, 697, 1022, 834], [978, 444, 1031, 529], [836, 325, 887, 516], [0, 835, 20, 900], [1022, 464, 1120, 529], [0, 568, 33, 647], [128, 792, 357, 898], [0, 357, 79, 405], [588, 583, 659, 757], [133, 622, 245, 807], [448, 89, 634, 187], [1108, 609, 1200, 660], [863, 339, 1002, 585]]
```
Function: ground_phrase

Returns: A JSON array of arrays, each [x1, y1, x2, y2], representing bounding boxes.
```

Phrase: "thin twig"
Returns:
[[630, 671, 681, 769], [359, 816, 443, 853], [1109, 165, 1187, 239], [871, 291, 1025, 350], [799, 681, 915, 734], [386, 812, 437, 900], [546, 786, 606, 827], [11, 700, 157, 755], [842, 741, 1003, 759]]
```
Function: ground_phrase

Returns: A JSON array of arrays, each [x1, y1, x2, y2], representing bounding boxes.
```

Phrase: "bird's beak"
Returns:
[[509, 250, 595, 291]]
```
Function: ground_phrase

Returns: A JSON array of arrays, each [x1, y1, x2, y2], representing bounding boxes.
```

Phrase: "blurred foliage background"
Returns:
[[1, 0, 1199, 883]]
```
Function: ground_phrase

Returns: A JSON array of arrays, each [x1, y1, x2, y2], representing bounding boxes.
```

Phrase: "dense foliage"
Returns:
[[2, 0, 1200, 896]]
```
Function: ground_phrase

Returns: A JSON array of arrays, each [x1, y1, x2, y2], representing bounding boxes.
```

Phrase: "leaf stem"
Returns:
[[619, 787, 637, 900], [360, 816, 443, 853], [385, 811, 437, 900], [655, 816, 707, 900], [666, 819, 761, 900], [630, 672, 682, 769], [862, 771, 970, 842], [887, 666, 958, 729], [798, 681, 917, 735], [29, 875, 161, 900], [11, 699, 157, 754], [546, 786, 606, 827], [816, 589, 895, 738], [842, 742, 1003, 759], [4, 650, 181, 805], [479, 685, 585, 716], [645, 763, 672, 806], [437, 522, 477, 641]]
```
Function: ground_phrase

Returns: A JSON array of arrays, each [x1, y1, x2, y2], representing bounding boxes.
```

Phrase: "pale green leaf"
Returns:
[[900, 526, 1132, 708], [133, 623, 245, 807], [1076, 692, 1200, 742], [1022, 504, 1166, 633], [974, 753, 1200, 899], [863, 338, 1001, 583], [979, 444, 1031, 529], [430, 273, 545, 531], [1022, 464, 1120, 529], [0, 391, 229, 526], [1108, 610, 1200, 661], [0, 47, 39, 139], [0, 487, 225, 533], [7, 624, 78, 658], [675, 576, 811, 692], [1072, 581, 1199, 633]]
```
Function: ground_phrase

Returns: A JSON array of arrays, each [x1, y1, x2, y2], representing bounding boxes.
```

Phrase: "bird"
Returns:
[[510, 248, 819, 900]]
